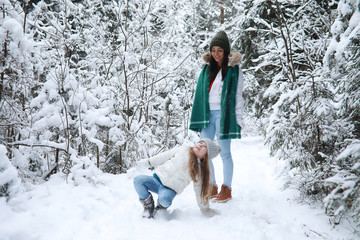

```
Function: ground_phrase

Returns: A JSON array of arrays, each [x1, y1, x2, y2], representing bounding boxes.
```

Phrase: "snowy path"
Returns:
[[0, 136, 355, 240]]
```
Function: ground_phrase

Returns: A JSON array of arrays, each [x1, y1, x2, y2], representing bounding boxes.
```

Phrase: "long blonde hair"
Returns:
[[188, 148, 211, 204]]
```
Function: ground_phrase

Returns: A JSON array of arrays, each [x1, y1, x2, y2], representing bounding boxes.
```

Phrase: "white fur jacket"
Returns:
[[146, 146, 209, 210]]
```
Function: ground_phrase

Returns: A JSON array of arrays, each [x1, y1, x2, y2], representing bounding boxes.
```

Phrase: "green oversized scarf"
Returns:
[[189, 64, 242, 139]]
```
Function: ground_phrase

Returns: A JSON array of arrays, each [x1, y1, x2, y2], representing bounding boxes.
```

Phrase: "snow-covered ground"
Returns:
[[0, 136, 357, 240]]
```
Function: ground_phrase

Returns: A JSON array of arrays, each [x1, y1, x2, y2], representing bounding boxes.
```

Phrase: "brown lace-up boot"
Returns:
[[213, 184, 232, 203], [210, 184, 218, 199]]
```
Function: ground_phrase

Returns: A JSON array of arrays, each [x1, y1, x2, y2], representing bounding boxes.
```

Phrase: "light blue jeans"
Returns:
[[200, 110, 233, 188], [133, 175, 177, 208]]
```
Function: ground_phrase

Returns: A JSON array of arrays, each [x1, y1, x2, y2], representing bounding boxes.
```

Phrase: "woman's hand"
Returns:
[[237, 119, 245, 128]]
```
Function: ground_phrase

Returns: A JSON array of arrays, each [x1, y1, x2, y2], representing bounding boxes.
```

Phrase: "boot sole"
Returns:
[[212, 197, 232, 203]]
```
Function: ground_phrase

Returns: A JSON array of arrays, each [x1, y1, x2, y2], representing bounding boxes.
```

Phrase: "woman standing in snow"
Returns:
[[189, 30, 244, 203], [133, 138, 221, 218]]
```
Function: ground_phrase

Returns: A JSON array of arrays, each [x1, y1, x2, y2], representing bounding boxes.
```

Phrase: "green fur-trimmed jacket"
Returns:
[[189, 52, 244, 139]]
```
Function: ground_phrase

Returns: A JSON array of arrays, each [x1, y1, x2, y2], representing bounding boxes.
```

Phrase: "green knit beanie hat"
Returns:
[[209, 31, 230, 55]]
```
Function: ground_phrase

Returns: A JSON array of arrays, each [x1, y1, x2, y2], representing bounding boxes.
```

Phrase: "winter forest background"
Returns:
[[1, 0, 359, 229]]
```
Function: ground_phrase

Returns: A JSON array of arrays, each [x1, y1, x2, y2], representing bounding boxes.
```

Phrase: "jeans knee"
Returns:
[[158, 197, 172, 208], [133, 175, 140, 185], [158, 189, 176, 208], [133, 175, 146, 188]]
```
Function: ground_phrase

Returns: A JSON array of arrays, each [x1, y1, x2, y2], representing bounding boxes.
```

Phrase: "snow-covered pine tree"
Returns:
[[27, 0, 101, 177], [0, 0, 41, 181], [0, 144, 22, 199], [0, 0, 34, 148], [227, 0, 360, 225], [230, 0, 337, 171], [322, 0, 360, 226]]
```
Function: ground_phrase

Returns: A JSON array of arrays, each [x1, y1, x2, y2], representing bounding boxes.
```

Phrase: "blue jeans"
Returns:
[[133, 175, 177, 208], [200, 110, 233, 188]]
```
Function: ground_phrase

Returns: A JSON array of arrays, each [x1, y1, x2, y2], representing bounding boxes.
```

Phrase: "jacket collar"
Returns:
[[202, 52, 242, 67]]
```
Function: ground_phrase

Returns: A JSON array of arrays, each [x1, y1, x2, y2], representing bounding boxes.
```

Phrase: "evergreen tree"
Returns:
[[0, 144, 22, 199], [0, 0, 41, 180], [0, 0, 34, 150], [228, 0, 360, 225], [322, 0, 360, 226]]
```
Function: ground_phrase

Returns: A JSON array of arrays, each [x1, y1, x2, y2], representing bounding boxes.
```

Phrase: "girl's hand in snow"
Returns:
[[201, 208, 220, 217]]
